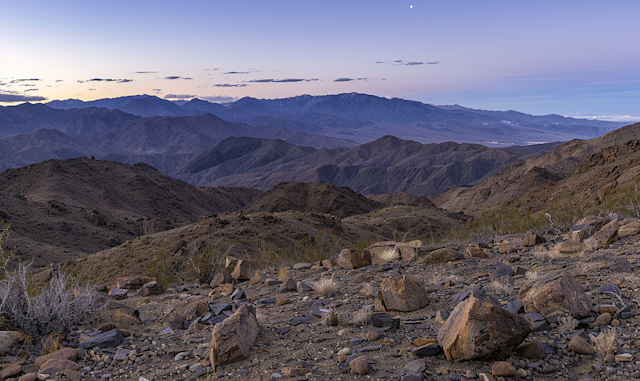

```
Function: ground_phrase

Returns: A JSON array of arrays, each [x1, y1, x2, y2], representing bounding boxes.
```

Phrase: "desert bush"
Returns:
[[0, 258, 104, 344], [351, 309, 372, 326], [374, 247, 399, 263], [593, 327, 617, 359]]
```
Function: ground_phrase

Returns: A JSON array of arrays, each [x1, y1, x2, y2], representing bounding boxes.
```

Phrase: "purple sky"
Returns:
[[1, 0, 639, 117]]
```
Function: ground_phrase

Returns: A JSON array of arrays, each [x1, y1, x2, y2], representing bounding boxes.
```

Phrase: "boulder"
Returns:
[[519, 270, 591, 321], [555, 241, 585, 256], [368, 241, 419, 263], [498, 237, 523, 254], [421, 248, 464, 264], [138, 281, 164, 297], [225, 255, 241, 271], [232, 259, 254, 281], [108, 288, 128, 300], [115, 276, 147, 290], [349, 356, 369, 375], [0, 333, 15, 355], [522, 231, 546, 247], [585, 219, 622, 249], [568, 334, 595, 355], [337, 248, 372, 269], [210, 304, 260, 366], [437, 295, 532, 363], [0, 364, 22, 379], [80, 329, 124, 348], [569, 224, 595, 242], [491, 361, 516, 377], [380, 275, 429, 312], [517, 340, 546, 359]]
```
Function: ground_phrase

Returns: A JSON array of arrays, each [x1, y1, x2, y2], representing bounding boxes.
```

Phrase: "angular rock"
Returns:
[[523, 231, 546, 247], [421, 248, 464, 264], [595, 312, 612, 325], [437, 295, 532, 362], [498, 238, 523, 254], [466, 246, 493, 259], [493, 263, 515, 278], [585, 219, 622, 249], [210, 304, 260, 366], [337, 248, 372, 269], [224, 255, 241, 271], [370, 312, 400, 328], [519, 270, 591, 321], [568, 334, 595, 355], [608, 257, 632, 273], [0, 364, 22, 379], [138, 281, 164, 296], [279, 278, 297, 292], [615, 353, 633, 362], [108, 288, 128, 300], [412, 343, 442, 357], [96, 294, 140, 318], [209, 268, 232, 288], [0, 333, 14, 355], [232, 259, 254, 281], [569, 224, 595, 242], [380, 275, 428, 312], [80, 329, 124, 348], [292, 262, 312, 270], [555, 241, 585, 256]]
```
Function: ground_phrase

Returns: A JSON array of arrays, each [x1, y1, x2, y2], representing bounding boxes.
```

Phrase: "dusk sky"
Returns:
[[1, 0, 639, 118]]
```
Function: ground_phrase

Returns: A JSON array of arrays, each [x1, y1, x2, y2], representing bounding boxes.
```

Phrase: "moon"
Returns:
[[410, 5, 413, 8]]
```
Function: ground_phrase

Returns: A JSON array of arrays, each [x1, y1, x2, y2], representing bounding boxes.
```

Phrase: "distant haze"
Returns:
[[1, 1, 639, 116]]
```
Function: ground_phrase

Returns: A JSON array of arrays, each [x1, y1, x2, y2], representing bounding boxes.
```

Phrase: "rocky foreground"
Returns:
[[1, 214, 640, 381]]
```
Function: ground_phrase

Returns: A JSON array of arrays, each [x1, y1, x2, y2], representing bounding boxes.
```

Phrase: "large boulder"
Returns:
[[138, 281, 164, 296], [522, 231, 546, 247], [210, 304, 260, 366], [518, 270, 591, 321], [368, 241, 419, 263], [232, 259, 254, 281], [380, 275, 429, 312], [585, 219, 622, 249], [437, 295, 531, 362]]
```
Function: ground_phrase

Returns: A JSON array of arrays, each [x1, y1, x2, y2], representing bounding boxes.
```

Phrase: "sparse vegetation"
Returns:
[[374, 247, 399, 263], [593, 327, 617, 360], [556, 315, 578, 337], [351, 309, 372, 326], [313, 277, 337, 296], [0, 258, 104, 346]]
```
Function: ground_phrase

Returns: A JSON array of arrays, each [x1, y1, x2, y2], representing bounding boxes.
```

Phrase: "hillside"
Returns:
[[0, 157, 262, 265], [433, 122, 640, 223], [172, 135, 555, 196]]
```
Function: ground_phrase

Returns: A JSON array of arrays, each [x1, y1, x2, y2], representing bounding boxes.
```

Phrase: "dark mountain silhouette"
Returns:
[[45, 93, 626, 146], [0, 157, 262, 265]]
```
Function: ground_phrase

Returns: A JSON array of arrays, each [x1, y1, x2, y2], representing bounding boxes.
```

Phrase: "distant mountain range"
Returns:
[[0, 92, 629, 196]]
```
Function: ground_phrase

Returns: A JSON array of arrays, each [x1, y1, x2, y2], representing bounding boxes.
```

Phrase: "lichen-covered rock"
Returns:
[[210, 304, 260, 366], [519, 270, 591, 321], [437, 295, 531, 362], [380, 275, 429, 312]]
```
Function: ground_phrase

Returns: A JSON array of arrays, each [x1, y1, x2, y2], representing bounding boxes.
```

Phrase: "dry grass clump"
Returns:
[[351, 309, 372, 326], [593, 327, 617, 359], [525, 271, 540, 282], [374, 248, 399, 263], [256, 312, 268, 327], [548, 242, 586, 259], [360, 283, 377, 299], [313, 278, 337, 296], [92, 309, 141, 331], [556, 314, 578, 337], [324, 309, 339, 326]]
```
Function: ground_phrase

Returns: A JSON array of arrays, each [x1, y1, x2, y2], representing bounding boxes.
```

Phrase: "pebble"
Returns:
[[349, 356, 369, 375], [492, 361, 516, 377]]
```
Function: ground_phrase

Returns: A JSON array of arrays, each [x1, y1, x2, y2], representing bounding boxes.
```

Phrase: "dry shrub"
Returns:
[[41, 333, 63, 355], [556, 314, 578, 337], [256, 313, 268, 327], [525, 271, 540, 282], [324, 310, 339, 326], [593, 327, 617, 359], [278, 268, 291, 282], [488, 279, 514, 297], [351, 309, 372, 326], [313, 278, 337, 296], [0, 259, 104, 344], [360, 283, 377, 299]]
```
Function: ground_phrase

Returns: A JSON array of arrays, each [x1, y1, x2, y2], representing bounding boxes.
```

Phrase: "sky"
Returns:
[[1, 0, 639, 118]]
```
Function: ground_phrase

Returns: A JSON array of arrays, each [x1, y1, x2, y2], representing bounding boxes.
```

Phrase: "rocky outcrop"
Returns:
[[518, 270, 591, 321], [380, 275, 429, 312]]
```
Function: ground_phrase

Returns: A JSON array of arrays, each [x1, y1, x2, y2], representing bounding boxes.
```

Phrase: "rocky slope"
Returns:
[[6, 212, 640, 381]]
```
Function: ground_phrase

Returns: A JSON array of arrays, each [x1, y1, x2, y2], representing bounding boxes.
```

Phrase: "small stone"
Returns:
[[465, 369, 477, 379], [517, 340, 545, 359], [604, 354, 615, 365], [0, 364, 22, 379], [18, 374, 38, 381], [492, 361, 516, 377], [366, 331, 381, 341], [293, 262, 312, 270], [599, 305, 618, 314], [349, 356, 369, 375], [337, 348, 351, 363], [595, 312, 612, 325], [615, 353, 633, 362], [478, 373, 496, 381], [412, 338, 437, 347], [611, 319, 621, 327]]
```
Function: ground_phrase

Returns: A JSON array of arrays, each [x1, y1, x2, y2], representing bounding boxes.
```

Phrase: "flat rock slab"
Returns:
[[80, 329, 124, 348], [211, 304, 260, 366]]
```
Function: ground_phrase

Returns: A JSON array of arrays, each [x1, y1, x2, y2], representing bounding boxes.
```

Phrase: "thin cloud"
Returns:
[[23, 89, 39, 92], [334, 78, 354, 82], [375, 61, 386, 64], [9, 78, 40, 83], [393, 60, 403, 63], [0, 93, 47, 102], [201, 95, 238, 103], [164, 94, 196, 99], [247, 78, 318, 83], [426, 61, 441, 64], [213, 84, 247, 88], [224, 71, 249, 74], [134, 71, 160, 74], [55, 80, 64, 82], [405, 62, 424, 65], [84, 78, 133, 83]]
